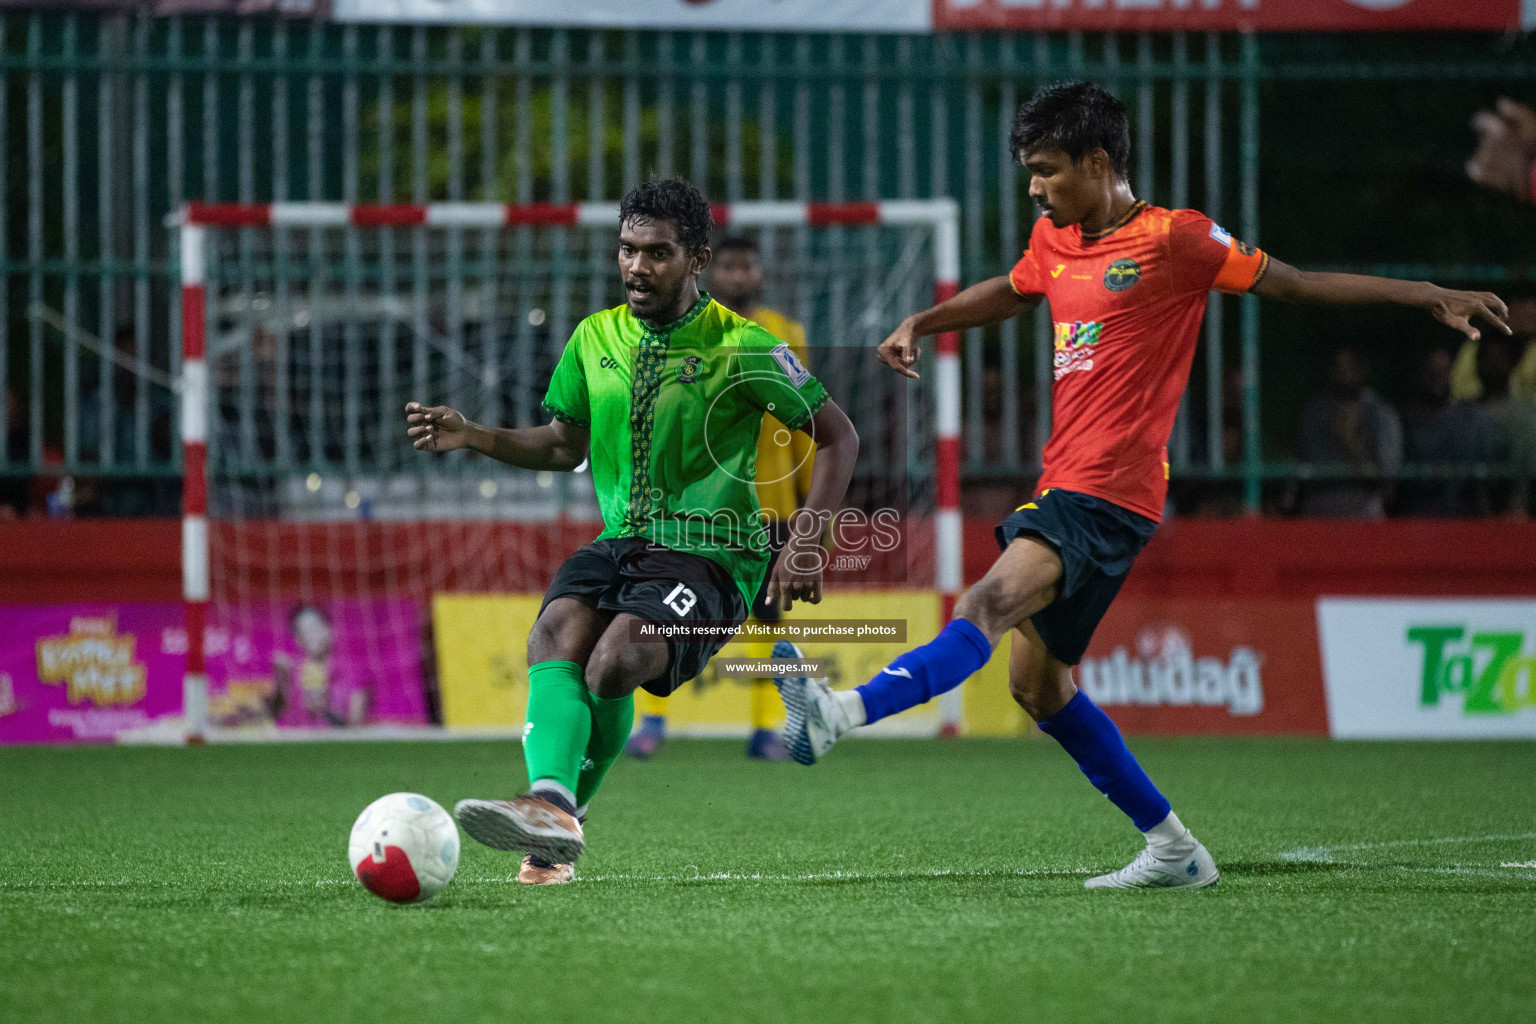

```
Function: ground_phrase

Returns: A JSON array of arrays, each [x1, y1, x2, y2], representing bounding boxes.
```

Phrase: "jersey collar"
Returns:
[[639, 290, 712, 337], [1078, 200, 1147, 243]]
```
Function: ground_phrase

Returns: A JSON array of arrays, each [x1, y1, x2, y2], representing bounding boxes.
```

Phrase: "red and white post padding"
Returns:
[[177, 197, 965, 736], [179, 222, 210, 744], [180, 199, 959, 234], [929, 207, 964, 738]]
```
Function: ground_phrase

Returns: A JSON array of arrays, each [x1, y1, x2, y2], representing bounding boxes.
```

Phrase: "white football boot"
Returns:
[[775, 641, 858, 766], [1084, 838, 1220, 890]]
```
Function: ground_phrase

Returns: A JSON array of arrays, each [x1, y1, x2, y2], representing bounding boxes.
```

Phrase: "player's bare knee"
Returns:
[[584, 639, 662, 700], [956, 573, 1050, 641], [527, 611, 576, 664], [1009, 664, 1075, 722], [1007, 669, 1048, 721], [582, 646, 624, 699]]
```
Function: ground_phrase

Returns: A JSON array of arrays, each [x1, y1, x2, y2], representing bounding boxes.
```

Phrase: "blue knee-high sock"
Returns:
[[855, 618, 992, 724], [1037, 690, 1171, 832]]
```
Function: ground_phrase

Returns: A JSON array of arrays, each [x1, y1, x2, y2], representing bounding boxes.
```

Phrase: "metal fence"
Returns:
[[1, 12, 1530, 514]]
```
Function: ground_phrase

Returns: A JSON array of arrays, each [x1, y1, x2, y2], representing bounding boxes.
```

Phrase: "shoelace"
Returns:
[[1108, 846, 1162, 882]]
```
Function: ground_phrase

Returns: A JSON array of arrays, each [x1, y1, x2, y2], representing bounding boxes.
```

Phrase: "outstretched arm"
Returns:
[[765, 399, 859, 611], [404, 402, 590, 471], [878, 276, 1042, 379], [1252, 258, 1511, 341]]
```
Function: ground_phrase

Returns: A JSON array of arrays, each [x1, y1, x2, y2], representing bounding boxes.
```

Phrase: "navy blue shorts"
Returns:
[[993, 488, 1158, 666]]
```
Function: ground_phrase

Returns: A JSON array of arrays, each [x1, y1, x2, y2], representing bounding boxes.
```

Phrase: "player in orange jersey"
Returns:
[[779, 81, 1509, 889]]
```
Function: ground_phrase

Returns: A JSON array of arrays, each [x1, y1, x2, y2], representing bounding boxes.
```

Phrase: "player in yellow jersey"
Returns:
[[626, 235, 816, 761]]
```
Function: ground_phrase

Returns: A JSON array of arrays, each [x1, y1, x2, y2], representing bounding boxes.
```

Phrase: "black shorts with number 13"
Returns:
[[540, 537, 749, 697]]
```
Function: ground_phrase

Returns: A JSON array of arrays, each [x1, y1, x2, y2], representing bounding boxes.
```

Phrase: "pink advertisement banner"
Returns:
[[0, 605, 184, 745], [0, 600, 427, 745]]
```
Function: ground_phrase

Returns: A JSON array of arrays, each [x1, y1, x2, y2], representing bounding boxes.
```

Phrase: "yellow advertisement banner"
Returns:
[[431, 590, 1029, 736], [432, 593, 543, 728]]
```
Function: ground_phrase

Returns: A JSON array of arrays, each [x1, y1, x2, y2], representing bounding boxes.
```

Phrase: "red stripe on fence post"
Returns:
[[181, 287, 205, 359], [804, 199, 878, 224], [183, 444, 207, 516], [807, 201, 881, 226], [506, 203, 580, 226], [185, 202, 272, 227], [352, 204, 428, 227], [935, 436, 961, 511]]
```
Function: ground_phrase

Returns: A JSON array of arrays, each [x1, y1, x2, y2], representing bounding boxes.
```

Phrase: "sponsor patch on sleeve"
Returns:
[[769, 342, 812, 388], [1208, 223, 1234, 248]]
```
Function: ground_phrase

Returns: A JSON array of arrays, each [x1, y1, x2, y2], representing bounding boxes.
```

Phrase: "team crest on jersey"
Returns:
[[676, 355, 704, 383], [769, 342, 812, 388], [1103, 258, 1141, 292]]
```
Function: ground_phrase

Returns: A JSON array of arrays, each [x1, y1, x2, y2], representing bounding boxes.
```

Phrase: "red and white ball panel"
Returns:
[[348, 793, 460, 904]]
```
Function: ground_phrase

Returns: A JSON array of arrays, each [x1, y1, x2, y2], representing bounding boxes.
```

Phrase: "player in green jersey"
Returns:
[[404, 178, 859, 884]]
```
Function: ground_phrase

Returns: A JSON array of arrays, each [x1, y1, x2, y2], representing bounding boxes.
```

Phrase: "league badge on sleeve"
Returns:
[[1209, 223, 1234, 248], [770, 342, 812, 388]]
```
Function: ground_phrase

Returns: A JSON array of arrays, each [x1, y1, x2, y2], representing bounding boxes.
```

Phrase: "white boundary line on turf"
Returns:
[[1280, 832, 1536, 863], [17, 859, 1536, 894], [574, 867, 1095, 883], [115, 719, 942, 746], [1403, 866, 1536, 880], [294, 867, 1097, 887], [314, 865, 1536, 887]]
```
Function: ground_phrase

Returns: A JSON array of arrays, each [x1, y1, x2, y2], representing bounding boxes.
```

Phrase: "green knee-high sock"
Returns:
[[575, 692, 635, 810], [523, 661, 593, 800]]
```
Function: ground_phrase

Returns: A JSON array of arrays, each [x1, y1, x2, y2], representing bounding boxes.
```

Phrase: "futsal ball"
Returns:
[[348, 793, 460, 904]]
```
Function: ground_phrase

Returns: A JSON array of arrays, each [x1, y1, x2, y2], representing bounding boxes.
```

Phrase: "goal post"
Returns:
[[175, 198, 963, 743]]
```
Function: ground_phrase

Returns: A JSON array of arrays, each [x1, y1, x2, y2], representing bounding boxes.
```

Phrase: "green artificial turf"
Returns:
[[2, 737, 1534, 1023]]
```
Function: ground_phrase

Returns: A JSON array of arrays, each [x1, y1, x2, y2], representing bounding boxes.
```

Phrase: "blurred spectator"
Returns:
[[1180, 366, 1246, 517], [1450, 297, 1536, 402], [1466, 98, 1536, 204], [1399, 344, 1500, 516], [1297, 345, 1402, 517], [1, 386, 27, 519], [967, 366, 1038, 521], [75, 325, 178, 517], [1472, 331, 1536, 515]]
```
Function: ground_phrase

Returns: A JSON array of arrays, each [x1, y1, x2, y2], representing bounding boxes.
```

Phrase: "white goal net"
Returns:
[[178, 200, 959, 737]]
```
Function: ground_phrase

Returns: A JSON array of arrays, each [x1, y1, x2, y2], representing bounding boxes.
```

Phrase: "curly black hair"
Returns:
[[1009, 81, 1131, 179], [618, 177, 713, 254]]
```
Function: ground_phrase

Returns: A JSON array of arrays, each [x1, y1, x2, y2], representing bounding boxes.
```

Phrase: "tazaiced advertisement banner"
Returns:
[[1318, 598, 1536, 739], [0, 605, 184, 745], [0, 600, 428, 744], [331, 0, 932, 31], [934, 0, 1526, 32], [1076, 597, 1329, 735]]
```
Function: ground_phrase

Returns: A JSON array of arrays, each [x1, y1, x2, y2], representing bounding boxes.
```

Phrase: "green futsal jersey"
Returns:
[[541, 292, 829, 609]]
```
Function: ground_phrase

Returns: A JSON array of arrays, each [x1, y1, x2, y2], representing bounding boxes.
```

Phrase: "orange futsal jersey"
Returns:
[[1009, 201, 1268, 521]]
